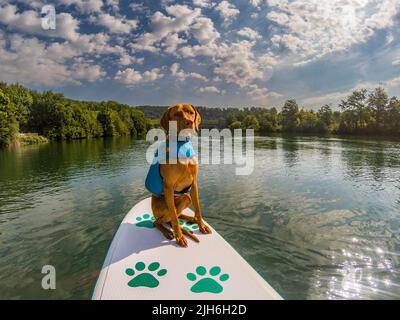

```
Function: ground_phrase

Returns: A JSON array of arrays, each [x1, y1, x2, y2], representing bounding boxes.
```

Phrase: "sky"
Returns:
[[0, 0, 400, 110]]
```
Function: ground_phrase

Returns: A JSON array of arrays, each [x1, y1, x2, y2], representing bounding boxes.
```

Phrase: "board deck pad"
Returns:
[[92, 197, 282, 300]]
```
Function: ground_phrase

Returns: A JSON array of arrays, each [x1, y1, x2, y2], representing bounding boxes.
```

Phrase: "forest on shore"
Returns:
[[138, 87, 400, 136], [0, 82, 147, 147], [1, 82, 400, 148]]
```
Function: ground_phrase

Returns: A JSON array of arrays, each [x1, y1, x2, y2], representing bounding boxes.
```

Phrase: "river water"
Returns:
[[0, 135, 399, 299]]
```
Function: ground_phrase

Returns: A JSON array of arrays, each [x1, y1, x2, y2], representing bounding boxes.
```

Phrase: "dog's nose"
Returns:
[[185, 119, 194, 126]]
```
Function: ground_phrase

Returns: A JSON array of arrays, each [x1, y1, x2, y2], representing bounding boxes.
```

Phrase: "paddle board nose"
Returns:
[[92, 197, 283, 300]]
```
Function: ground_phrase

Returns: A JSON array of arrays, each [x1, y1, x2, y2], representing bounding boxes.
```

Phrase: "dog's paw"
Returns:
[[176, 235, 188, 247], [164, 229, 174, 240], [199, 223, 212, 234]]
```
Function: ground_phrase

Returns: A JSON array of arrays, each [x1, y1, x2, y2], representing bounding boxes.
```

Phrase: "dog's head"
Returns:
[[160, 104, 201, 135]]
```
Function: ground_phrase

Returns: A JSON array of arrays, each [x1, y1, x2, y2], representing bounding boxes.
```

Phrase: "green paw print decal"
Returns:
[[125, 262, 167, 288], [135, 214, 155, 228], [187, 266, 229, 294], [179, 219, 199, 233]]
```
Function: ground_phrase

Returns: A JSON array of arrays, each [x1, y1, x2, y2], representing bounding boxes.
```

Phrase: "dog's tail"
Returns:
[[181, 227, 199, 243]]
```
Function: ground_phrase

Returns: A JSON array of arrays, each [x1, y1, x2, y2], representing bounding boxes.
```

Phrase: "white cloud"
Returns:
[[248, 84, 283, 105], [162, 33, 187, 54], [132, 4, 202, 52], [266, 0, 400, 64], [392, 59, 400, 65], [9, 0, 45, 9], [95, 13, 138, 34], [215, 1, 240, 26], [170, 63, 207, 81], [71, 32, 124, 55], [385, 33, 394, 45], [114, 67, 164, 86], [132, 4, 220, 57], [237, 27, 261, 40], [118, 52, 144, 66], [71, 58, 106, 82], [176, 16, 220, 57], [302, 91, 349, 107], [198, 86, 223, 93], [385, 76, 400, 90], [0, 4, 80, 40], [177, 43, 216, 58], [190, 16, 220, 44], [105, 0, 119, 13], [214, 41, 266, 88], [129, 2, 151, 16], [257, 52, 278, 67], [0, 33, 105, 86], [249, 0, 262, 8], [160, 0, 175, 8], [301, 76, 400, 107], [192, 0, 214, 8], [59, 0, 103, 14]]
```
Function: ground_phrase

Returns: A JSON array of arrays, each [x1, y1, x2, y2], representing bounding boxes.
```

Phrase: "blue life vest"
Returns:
[[145, 138, 196, 197]]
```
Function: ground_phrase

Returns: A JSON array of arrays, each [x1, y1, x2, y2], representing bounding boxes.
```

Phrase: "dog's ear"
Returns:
[[160, 107, 172, 132], [191, 104, 201, 132]]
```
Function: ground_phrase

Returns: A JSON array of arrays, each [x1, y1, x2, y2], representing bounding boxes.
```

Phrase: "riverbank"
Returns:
[[3, 130, 400, 150], [16, 133, 49, 146]]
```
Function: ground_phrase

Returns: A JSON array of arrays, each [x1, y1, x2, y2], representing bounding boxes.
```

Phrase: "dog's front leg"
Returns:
[[190, 179, 212, 234], [164, 183, 188, 247]]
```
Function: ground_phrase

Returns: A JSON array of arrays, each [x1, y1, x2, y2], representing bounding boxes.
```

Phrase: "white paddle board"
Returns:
[[92, 197, 282, 300]]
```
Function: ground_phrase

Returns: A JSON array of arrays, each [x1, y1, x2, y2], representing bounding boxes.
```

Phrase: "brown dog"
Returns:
[[151, 104, 211, 247]]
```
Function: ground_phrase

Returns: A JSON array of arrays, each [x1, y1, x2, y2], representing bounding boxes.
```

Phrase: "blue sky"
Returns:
[[0, 0, 400, 109]]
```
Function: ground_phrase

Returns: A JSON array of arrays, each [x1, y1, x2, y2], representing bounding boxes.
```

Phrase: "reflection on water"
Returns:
[[0, 135, 399, 299]]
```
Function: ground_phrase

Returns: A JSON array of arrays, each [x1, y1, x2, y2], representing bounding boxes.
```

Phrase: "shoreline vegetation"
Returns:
[[1, 82, 400, 148], [17, 133, 49, 146]]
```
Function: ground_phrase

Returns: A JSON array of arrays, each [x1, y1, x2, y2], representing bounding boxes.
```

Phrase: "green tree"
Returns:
[[298, 110, 320, 133], [368, 87, 389, 132], [339, 89, 373, 133], [281, 99, 300, 132], [27, 91, 66, 138], [0, 89, 19, 147], [130, 108, 147, 136], [242, 115, 260, 131], [317, 105, 334, 133], [229, 120, 242, 129], [385, 97, 400, 135], [258, 108, 279, 132], [4, 83, 33, 130], [97, 109, 128, 136]]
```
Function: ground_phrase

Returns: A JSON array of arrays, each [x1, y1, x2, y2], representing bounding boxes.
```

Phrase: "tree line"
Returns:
[[0, 82, 147, 147], [138, 87, 400, 136], [1, 83, 400, 148], [227, 87, 400, 136], [225, 87, 400, 136]]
